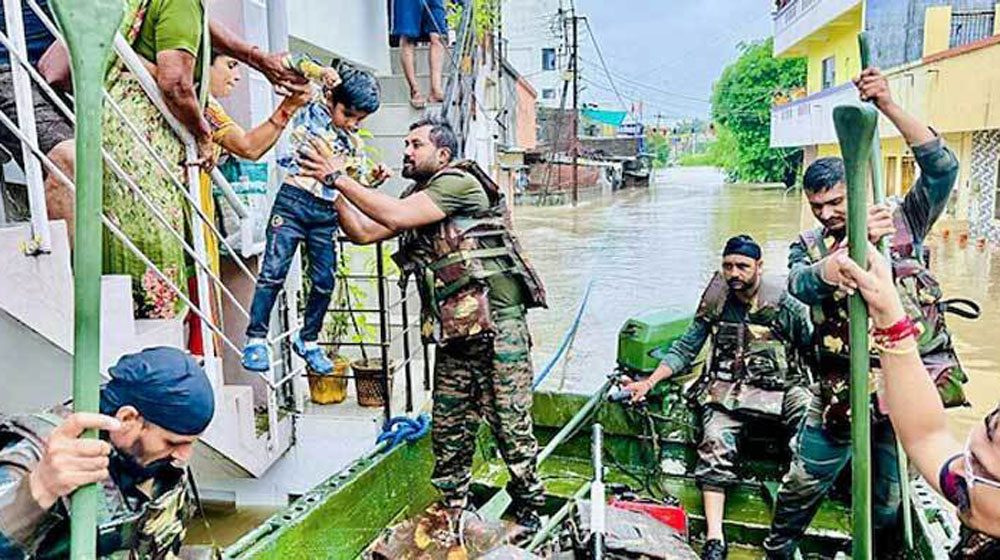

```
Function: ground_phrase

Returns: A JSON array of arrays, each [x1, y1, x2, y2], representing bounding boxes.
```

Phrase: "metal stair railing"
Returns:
[[0, 0, 301, 445]]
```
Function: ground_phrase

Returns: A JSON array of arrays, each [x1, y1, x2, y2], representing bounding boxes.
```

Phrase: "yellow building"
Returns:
[[770, 0, 1000, 242]]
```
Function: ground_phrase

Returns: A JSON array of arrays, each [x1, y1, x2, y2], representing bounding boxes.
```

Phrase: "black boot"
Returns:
[[701, 538, 728, 560]]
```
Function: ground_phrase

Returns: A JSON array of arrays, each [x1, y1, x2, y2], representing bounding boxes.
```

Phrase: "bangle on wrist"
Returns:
[[872, 316, 921, 343]]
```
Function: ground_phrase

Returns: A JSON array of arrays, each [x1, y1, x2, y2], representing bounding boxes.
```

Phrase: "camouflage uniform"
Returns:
[[393, 161, 547, 511], [0, 409, 192, 559], [763, 135, 960, 559], [662, 273, 814, 492], [431, 314, 544, 510]]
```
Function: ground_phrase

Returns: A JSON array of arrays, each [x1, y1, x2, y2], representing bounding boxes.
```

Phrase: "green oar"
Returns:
[[49, 1, 123, 558], [858, 31, 914, 551], [833, 103, 879, 560]]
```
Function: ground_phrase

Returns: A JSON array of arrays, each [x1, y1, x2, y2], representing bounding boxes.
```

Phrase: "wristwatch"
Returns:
[[322, 170, 344, 187]]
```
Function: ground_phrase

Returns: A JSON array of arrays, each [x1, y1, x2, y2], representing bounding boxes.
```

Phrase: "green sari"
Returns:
[[101, 0, 209, 319]]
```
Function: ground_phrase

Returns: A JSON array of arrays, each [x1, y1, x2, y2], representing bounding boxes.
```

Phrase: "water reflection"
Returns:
[[516, 166, 1000, 437]]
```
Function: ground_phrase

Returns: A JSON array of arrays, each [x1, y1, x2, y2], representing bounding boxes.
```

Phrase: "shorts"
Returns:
[[390, 0, 447, 41], [0, 65, 73, 168]]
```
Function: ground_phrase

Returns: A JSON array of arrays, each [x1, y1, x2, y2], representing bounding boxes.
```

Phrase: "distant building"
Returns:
[[501, 0, 567, 108], [770, 0, 1000, 242]]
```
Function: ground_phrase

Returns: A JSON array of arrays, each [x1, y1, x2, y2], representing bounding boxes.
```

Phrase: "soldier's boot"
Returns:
[[702, 538, 728, 560]]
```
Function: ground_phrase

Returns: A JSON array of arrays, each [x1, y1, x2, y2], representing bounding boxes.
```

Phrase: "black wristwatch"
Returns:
[[322, 170, 344, 187]]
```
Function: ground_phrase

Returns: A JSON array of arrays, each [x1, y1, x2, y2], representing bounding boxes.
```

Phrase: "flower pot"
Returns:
[[307, 355, 350, 405], [352, 358, 394, 408]]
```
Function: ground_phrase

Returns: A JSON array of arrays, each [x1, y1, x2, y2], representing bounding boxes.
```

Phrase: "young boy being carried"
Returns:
[[242, 56, 387, 373]]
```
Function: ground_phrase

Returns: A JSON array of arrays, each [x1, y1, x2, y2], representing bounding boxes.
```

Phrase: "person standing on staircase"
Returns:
[[0, 347, 214, 559], [622, 235, 814, 560], [389, 0, 447, 108], [241, 62, 388, 375], [296, 116, 549, 530]]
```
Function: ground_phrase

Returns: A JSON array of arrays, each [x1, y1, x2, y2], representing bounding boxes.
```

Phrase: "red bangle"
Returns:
[[872, 316, 920, 343]]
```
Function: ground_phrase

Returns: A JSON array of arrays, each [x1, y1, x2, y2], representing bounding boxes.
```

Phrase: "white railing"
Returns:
[[0, 0, 298, 445]]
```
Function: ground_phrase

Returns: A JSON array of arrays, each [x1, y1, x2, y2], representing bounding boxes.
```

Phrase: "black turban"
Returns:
[[723, 234, 762, 260]]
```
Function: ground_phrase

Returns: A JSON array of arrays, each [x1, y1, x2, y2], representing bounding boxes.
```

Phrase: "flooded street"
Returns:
[[518, 166, 1000, 440]]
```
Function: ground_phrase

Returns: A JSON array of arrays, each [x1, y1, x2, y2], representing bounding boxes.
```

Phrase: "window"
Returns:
[[541, 48, 556, 71], [542, 88, 556, 100], [821, 56, 835, 90]]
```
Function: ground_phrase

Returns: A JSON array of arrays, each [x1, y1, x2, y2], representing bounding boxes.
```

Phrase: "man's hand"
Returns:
[[854, 67, 894, 111], [621, 376, 656, 403], [28, 413, 121, 510], [254, 50, 308, 95], [297, 139, 348, 184], [868, 204, 896, 244], [831, 245, 906, 328]]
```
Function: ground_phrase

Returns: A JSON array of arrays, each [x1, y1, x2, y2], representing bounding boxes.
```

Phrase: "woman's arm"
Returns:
[[834, 249, 961, 493], [216, 84, 312, 161]]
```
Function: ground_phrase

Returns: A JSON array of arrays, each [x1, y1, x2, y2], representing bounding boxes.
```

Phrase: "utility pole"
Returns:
[[571, 6, 579, 206]]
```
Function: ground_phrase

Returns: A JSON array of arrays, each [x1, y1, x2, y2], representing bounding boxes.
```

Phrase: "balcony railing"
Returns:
[[950, 10, 996, 50], [770, 82, 856, 148]]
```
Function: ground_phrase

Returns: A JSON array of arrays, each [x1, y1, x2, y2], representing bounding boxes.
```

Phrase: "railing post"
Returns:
[[400, 281, 413, 412], [4, 0, 50, 253], [376, 242, 391, 424]]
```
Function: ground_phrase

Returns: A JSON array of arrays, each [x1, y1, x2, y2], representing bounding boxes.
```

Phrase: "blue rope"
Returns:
[[376, 413, 431, 450], [533, 280, 594, 390]]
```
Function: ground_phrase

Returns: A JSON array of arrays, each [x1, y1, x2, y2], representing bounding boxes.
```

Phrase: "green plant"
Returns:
[[446, 0, 498, 40], [710, 38, 806, 185], [321, 247, 376, 359]]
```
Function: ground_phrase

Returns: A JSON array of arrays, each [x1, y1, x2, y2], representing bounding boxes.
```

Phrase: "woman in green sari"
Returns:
[[101, 0, 301, 320]]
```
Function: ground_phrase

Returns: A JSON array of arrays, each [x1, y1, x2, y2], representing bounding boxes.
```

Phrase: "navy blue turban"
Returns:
[[100, 347, 215, 436], [723, 234, 762, 261]]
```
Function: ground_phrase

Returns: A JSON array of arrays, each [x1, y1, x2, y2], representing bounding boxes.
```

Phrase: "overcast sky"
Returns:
[[572, 0, 776, 124]]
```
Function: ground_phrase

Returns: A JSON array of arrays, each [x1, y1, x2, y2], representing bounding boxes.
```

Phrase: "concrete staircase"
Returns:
[[0, 219, 292, 478], [365, 46, 452, 196]]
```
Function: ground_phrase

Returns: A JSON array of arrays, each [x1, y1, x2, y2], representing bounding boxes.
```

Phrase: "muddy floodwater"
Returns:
[[190, 166, 1000, 548], [520, 166, 1000, 441]]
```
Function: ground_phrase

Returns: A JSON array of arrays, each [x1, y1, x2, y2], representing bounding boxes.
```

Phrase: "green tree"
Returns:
[[711, 38, 805, 184], [647, 131, 671, 168]]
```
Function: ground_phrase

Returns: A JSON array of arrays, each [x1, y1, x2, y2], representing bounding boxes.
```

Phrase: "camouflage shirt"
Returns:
[[660, 288, 813, 375], [787, 135, 958, 304]]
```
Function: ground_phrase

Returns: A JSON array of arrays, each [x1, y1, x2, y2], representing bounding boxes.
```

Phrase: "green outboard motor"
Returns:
[[617, 311, 692, 376]]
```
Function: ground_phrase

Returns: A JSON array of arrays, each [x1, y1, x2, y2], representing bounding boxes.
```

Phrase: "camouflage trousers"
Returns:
[[695, 385, 812, 492], [763, 394, 902, 559], [430, 315, 545, 511]]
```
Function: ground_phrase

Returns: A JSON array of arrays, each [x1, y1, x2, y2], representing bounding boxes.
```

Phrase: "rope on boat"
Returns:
[[376, 413, 431, 450], [533, 280, 595, 390]]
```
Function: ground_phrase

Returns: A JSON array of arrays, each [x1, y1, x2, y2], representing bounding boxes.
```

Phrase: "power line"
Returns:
[[581, 17, 635, 121]]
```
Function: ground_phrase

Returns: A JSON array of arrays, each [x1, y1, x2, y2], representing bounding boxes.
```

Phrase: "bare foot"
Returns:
[[428, 90, 445, 103]]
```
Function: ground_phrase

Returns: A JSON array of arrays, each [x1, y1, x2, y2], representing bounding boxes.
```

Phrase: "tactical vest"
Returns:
[[799, 204, 974, 432], [0, 411, 192, 559], [694, 273, 798, 419], [393, 160, 547, 345]]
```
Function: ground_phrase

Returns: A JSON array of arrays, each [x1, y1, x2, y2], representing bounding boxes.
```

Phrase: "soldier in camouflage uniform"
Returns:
[[624, 235, 813, 560], [299, 116, 548, 529], [0, 347, 214, 559], [762, 68, 962, 559]]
